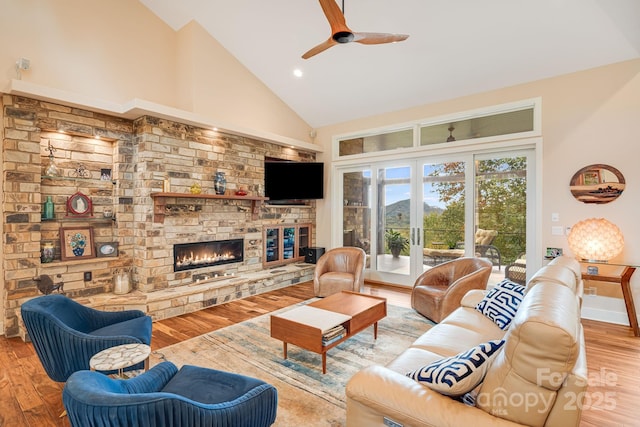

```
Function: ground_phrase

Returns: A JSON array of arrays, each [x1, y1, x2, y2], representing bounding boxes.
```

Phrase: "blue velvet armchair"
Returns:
[[21, 294, 152, 382], [63, 361, 278, 427]]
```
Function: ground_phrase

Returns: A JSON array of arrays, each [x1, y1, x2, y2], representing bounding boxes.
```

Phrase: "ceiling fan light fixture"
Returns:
[[334, 31, 354, 43], [447, 125, 456, 142]]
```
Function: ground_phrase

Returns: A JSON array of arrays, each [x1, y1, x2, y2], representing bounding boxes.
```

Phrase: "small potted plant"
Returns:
[[385, 229, 409, 258]]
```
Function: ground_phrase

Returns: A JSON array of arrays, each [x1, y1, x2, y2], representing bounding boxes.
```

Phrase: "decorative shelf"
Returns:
[[40, 256, 123, 268], [150, 192, 269, 223], [41, 217, 116, 223], [41, 175, 116, 185]]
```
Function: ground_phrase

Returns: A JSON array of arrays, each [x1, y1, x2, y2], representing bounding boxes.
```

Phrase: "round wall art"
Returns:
[[569, 164, 625, 204]]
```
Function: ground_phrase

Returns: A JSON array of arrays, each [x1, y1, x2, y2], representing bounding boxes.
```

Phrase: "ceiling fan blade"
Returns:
[[318, 0, 352, 36], [302, 38, 338, 59], [353, 32, 410, 45]]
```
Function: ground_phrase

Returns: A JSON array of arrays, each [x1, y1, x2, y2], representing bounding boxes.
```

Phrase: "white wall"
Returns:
[[0, 0, 313, 143]]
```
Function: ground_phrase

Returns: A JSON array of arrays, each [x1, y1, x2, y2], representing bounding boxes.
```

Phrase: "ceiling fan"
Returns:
[[302, 0, 409, 59]]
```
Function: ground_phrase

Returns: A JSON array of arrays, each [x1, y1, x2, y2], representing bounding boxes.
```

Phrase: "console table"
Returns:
[[581, 264, 638, 336]]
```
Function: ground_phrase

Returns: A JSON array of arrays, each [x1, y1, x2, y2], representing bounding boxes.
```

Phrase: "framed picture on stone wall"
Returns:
[[60, 227, 96, 261], [101, 168, 112, 181], [96, 242, 119, 258]]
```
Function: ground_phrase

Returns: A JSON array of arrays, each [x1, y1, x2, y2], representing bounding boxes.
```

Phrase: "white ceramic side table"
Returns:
[[90, 343, 151, 377]]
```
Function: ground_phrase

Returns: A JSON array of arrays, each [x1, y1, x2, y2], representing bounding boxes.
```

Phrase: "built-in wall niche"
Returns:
[[40, 131, 117, 181], [39, 131, 118, 264]]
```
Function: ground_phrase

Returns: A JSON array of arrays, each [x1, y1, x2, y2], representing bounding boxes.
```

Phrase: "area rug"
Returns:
[[150, 300, 433, 426]]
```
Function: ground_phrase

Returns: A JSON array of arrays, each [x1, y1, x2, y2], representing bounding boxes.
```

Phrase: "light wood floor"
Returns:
[[1, 281, 638, 426]]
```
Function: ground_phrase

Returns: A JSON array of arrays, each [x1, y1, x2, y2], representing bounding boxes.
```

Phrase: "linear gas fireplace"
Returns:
[[174, 239, 244, 272]]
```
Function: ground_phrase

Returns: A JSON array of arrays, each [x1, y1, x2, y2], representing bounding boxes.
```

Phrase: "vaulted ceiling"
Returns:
[[139, 0, 640, 128]]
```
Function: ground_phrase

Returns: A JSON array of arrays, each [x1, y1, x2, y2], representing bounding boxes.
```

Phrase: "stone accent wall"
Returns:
[[131, 116, 316, 292], [1, 94, 317, 338]]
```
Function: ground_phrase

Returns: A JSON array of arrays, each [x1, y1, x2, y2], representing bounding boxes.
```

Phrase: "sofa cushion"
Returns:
[[526, 264, 577, 294], [439, 307, 505, 338], [406, 339, 505, 396], [548, 255, 582, 282], [475, 279, 525, 330], [386, 347, 446, 375]]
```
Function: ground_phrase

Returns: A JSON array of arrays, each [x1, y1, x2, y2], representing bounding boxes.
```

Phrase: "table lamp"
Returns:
[[567, 218, 624, 274]]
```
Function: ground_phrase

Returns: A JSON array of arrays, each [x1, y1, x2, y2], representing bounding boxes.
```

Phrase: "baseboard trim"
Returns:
[[581, 295, 630, 326]]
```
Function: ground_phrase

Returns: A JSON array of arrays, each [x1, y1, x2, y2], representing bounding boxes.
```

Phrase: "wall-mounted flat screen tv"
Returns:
[[264, 161, 324, 202]]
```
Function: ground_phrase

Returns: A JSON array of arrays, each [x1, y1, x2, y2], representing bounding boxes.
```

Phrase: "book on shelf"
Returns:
[[322, 332, 346, 346], [323, 325, 345, 338], [322, 325, 346, 346]]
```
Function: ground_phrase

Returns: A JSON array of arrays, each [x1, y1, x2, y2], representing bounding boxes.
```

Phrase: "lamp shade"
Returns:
[[567, 218, 624, 262]]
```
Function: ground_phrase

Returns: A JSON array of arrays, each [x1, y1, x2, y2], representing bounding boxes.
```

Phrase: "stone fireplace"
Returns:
[[174, 239, 244, 272], [1, 94, 317, 338]]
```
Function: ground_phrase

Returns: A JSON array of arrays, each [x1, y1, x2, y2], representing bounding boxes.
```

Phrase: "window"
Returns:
[[420, 108, 534, 146]]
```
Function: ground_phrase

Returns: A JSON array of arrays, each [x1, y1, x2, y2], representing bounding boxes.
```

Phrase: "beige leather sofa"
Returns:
[[346, 256, 587, 427]]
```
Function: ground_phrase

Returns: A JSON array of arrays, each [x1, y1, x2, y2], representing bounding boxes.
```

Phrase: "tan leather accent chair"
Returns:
[[313, 247, 366, 297], [411, 257, 492, 323]]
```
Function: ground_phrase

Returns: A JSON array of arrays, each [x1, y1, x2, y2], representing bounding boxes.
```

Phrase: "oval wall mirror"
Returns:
[[570, 164, 625, 204]]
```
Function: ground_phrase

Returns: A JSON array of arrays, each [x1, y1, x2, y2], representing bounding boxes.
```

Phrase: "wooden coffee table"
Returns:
[[270, 291, 387, 374]]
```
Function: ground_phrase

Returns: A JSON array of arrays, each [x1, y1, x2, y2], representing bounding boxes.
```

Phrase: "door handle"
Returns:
[[410, 228, 415, 245]]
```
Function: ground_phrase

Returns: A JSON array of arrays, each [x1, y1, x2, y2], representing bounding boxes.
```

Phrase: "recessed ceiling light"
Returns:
[[293, 68, 303, 78]]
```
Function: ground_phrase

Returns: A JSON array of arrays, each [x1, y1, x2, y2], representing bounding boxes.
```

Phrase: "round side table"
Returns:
[[90, 343, 151, 377]]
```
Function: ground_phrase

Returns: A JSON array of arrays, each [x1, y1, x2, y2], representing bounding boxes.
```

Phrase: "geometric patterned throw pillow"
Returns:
[[475, 279, 526, 330], [406, 340, 505, 396]]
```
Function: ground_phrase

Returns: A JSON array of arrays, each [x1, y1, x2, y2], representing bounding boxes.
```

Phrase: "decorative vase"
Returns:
[[214, 172, 227, 195], [43, 196, 54, 220], [189, 182, 202, 194], [45, 154, 59, 177], [113, 270, 131, 294], [41, 242, 55, 263]]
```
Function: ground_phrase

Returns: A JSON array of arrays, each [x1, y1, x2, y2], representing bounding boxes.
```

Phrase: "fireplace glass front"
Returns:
[[174, 239, 244, 272]]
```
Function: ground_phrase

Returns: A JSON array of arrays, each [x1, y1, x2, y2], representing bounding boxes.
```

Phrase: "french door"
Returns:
[[336, 149, 533, 286]]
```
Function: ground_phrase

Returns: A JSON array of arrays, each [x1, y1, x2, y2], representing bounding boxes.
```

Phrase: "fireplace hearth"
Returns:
[[174, 239, 244, 272]]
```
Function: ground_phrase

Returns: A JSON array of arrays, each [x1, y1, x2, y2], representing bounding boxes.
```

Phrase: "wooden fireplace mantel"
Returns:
[[150, 192, 269, 223]]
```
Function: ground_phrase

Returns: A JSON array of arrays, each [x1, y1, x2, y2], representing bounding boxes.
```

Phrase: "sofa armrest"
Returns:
[[346, 365, 522, 427], [460, 289, 488, 308]]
